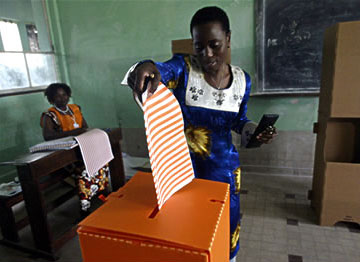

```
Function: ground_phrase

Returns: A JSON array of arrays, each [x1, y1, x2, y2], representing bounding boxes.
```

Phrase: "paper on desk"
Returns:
[[29, 136, 78, 153], [75, 129, 114, 177], [142, 83, 194, 209], [0, 181, 22, 197]]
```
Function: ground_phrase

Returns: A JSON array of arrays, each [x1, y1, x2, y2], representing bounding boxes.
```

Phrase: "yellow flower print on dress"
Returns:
[[231, 223, 241, 252], [167, 79, 179, 89], [185, 125, 211, 158], [233, 167, 241, 194]]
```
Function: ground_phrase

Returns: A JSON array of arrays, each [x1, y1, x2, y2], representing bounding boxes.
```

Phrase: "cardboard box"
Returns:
[[78, 172, 229, 262], [171, 38, 231, 64], [318, 20, 360, 118], [319, 162, 360, 226], [172, 39, 195, 55], [312, 20, 360, 226], [311, 117, 360, 226]]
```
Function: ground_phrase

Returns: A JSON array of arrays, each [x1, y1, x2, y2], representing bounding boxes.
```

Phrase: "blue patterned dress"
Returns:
[[151, 54, 251, 259]]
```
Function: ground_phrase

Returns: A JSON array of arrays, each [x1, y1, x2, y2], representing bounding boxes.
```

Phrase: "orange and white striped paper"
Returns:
[[141, 83, 194, 209]]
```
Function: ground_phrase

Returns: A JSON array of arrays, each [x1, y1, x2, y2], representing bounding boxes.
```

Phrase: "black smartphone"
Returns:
[[246, 114, 279, 148]]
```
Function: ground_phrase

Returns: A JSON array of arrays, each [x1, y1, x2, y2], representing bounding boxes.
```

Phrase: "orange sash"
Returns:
[[48, 104, 84, 131]]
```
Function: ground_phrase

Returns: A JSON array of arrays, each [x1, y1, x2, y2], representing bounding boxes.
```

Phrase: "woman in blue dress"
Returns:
[[124, 6, 277, 261]]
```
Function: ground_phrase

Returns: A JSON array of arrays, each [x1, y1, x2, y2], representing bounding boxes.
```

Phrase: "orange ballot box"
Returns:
[[77, 172, 229, 262]]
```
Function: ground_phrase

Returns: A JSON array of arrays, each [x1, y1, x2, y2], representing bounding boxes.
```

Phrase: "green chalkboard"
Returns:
[[256, 0, 360, 94]]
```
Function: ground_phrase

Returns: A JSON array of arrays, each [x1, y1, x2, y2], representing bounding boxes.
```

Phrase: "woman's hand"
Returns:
[[128, 62, 161, 101], [256, 126, 278, 144]]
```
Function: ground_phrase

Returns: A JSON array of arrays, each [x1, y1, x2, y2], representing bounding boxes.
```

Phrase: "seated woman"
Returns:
[[41, 83, 88, 140], [41, 83, 109, 213]]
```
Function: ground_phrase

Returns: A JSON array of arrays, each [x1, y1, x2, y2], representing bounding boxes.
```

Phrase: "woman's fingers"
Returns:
[[133, 63, 161, 100], [256, 127, 278, 144], [133, 73, 143, 98], [147, 71, 161, 97], [132, 90, 139, 102]]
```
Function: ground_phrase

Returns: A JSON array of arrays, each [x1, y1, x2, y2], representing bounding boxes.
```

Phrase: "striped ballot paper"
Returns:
[[141, 83, 194, 209]]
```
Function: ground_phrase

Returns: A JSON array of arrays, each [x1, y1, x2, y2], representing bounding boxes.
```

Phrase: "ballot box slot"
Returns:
[[148, 205, 160, 219], [210, 199, 225, 204]]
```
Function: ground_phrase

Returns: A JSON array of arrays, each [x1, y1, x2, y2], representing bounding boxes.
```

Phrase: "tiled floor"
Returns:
[[238, 173, 360, 262], [1, 172, 359, 262]]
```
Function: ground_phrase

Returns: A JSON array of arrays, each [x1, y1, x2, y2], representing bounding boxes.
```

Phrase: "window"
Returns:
[[0, 20, 58, 95]]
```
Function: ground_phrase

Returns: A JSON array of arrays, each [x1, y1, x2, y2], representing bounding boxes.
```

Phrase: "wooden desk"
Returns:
[[0, 128, 125, 260]]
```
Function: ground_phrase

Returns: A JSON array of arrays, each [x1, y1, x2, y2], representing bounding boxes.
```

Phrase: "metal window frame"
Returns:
[[0, 0, 59, 97]]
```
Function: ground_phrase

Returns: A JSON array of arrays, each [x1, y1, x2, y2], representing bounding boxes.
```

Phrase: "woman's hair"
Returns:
[[190, 6, 230, 35], [44, 83, 72, 103]]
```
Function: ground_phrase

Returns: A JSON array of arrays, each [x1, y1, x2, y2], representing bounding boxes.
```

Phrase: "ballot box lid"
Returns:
[[78, 172, 229, 252]]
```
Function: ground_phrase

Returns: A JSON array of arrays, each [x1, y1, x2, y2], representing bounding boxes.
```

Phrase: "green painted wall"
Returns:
[[247, 96, 318, 131], [0, 94, 49, 182], [0, 0, 319, 183], [50, 0, 318, 131]]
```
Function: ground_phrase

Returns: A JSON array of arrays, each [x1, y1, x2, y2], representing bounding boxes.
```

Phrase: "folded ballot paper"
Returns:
[[29, 136, 77, 153], [141, 83, 195, 209], [74, 129, 114, 177]]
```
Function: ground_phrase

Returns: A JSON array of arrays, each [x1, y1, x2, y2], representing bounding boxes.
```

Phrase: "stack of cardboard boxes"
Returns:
[[311, 21, 360, 226]]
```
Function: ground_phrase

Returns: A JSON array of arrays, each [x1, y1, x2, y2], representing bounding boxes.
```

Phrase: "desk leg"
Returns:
[[17, 166, 54, 254], [109, 141, 125, 191], [0, 199, 19, 242]]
